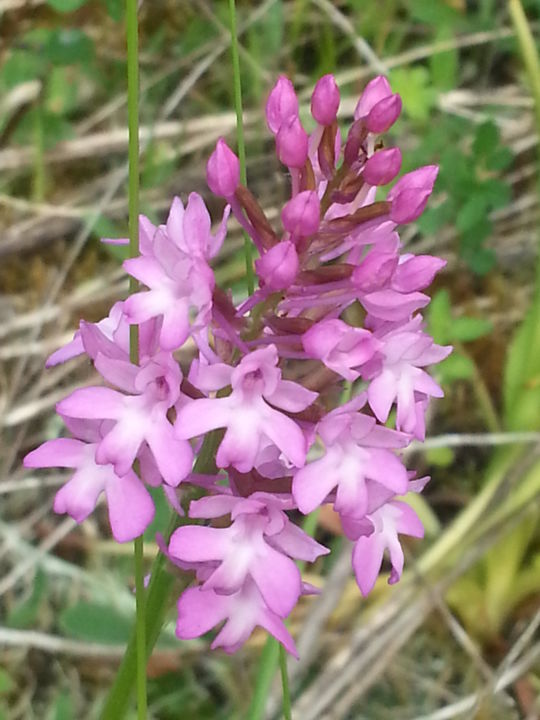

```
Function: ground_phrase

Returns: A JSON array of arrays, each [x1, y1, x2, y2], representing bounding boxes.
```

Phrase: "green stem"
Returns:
[[126, 0, 145, 717], [100, 432, 221, 719], [247, 510, 320, 720], [247, 638, 281, 720], [278, 644, 292, 720], [228, 0, 254, 295], [134, 536, 147, 720], [508, 0, 540, 302], [32, 100, 45, 203]]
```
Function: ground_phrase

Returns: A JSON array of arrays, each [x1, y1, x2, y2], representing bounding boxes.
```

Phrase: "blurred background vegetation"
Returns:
[[1, 0, 540, 718]]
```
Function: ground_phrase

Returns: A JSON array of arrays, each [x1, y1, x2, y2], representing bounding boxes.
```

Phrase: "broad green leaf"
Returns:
[[143, 486, 171, 542], [430, 27, 458, 91], [472, 120, 499, 160], [484, 511, 537, 632], [59, 601, 132, 645], [503, 298, 540, 429], [46, 0, 88, 12], [425, 446, 455, 468], [0, 670, 13, 695], [48, 691, 75, 720], [437, 353, 475, 382], [451, 316, 493, 342], [43, 29, 95, 66], [7, 570, 47, 629], [427, 290, 452, 344], [409, 0, 461, 25], [390, 67, 437, 122], [486, 146, 513, 172], [102, 0, 123, 21], [0, 50, 43, 88], [45, 67, 79, 115], [456, 196, 488, 233], [460, 238, 496, 275], [89, 214, 128, 262]]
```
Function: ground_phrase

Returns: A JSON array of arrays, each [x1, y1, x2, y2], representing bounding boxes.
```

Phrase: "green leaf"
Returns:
[[0, 670, 14, 696], [143, 486, 171, 542], [477, 178, 511, 209], [48, 691, 75, 720], [485, 146, 513, 172], [472, 120, 499, 160], [0, 50, 43, 88], [59, 601, 133, 645], [401, 492, 441, 537], [438, 353, 475, 382], [102, 0, 123, 21], [451, 316, 493, 342], [45, 68, 79, 115], [427, 289, 452, 344], [503, 292, 540, 430], [456, 196, 489, 233], [46, 0, 88, 12], [461, 243, 496, 275], [389, 67, 437, 122], [425, 446, 455, 468], [416, 199, 454, 235], [90, 214, 128, 262], [141, 141, 177, 190], [409, 0, 461, 25], [7, 570, 47, 629], [430, 27, 458, 91], [43, 29, 95, 66], [12, 105, 74, 148]]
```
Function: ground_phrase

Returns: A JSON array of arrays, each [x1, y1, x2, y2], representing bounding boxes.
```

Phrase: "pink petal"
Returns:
[[24, 438, 86, 469], [53, 466, 107, 523], [145, 419, 193, 487], [176, 586, 229, 640], [368, 370, 397, 423], [266, 380, 317, 413], [261, 406, 307, 468], [175, 398, 232, 440], [250, 546, 302, 616], [293, 453, 340, 514], [46, 334, 84, 367], [105, 470, 155, 542], [57, 387, 125, 420], [160, 303, 190, 350], [169, 525, 228, 563], [352, 534, 385, 596]]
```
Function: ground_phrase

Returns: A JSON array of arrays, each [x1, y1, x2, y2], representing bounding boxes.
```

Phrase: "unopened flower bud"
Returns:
[[206, 138, 240, 198], [281, 191, 320, 237], [276, 116, 309, 169], [388, 165, 439, 223], [354, 75, 392, 120], [363, 147, 402, 186], [311, 74, 340, 126], [366, 94, 402, 134], [255, 240, 299, 290], [266, 75, 299, 134]]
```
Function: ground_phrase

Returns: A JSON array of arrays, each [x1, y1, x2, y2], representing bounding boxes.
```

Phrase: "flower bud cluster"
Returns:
[[25, 75, 450, 657]]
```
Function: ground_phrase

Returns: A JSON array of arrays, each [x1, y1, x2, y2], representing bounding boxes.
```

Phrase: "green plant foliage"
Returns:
[[46, 0, 88, 12], [389, 67, 437, 122], [7, 570, 47, 629], [0, 50, 44, 88], [418, 120, 513, 274], [48, 691, 76, 720], [102, 0, 123, 21], [428, 290, 493, 383], [59, 601, 134, 645]]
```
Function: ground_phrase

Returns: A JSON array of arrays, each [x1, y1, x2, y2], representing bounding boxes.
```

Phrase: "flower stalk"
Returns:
[[126, 0, 146, 717]]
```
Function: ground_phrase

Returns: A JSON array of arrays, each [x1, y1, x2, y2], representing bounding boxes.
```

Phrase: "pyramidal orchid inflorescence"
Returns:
[[25, 74, 450, 657]]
